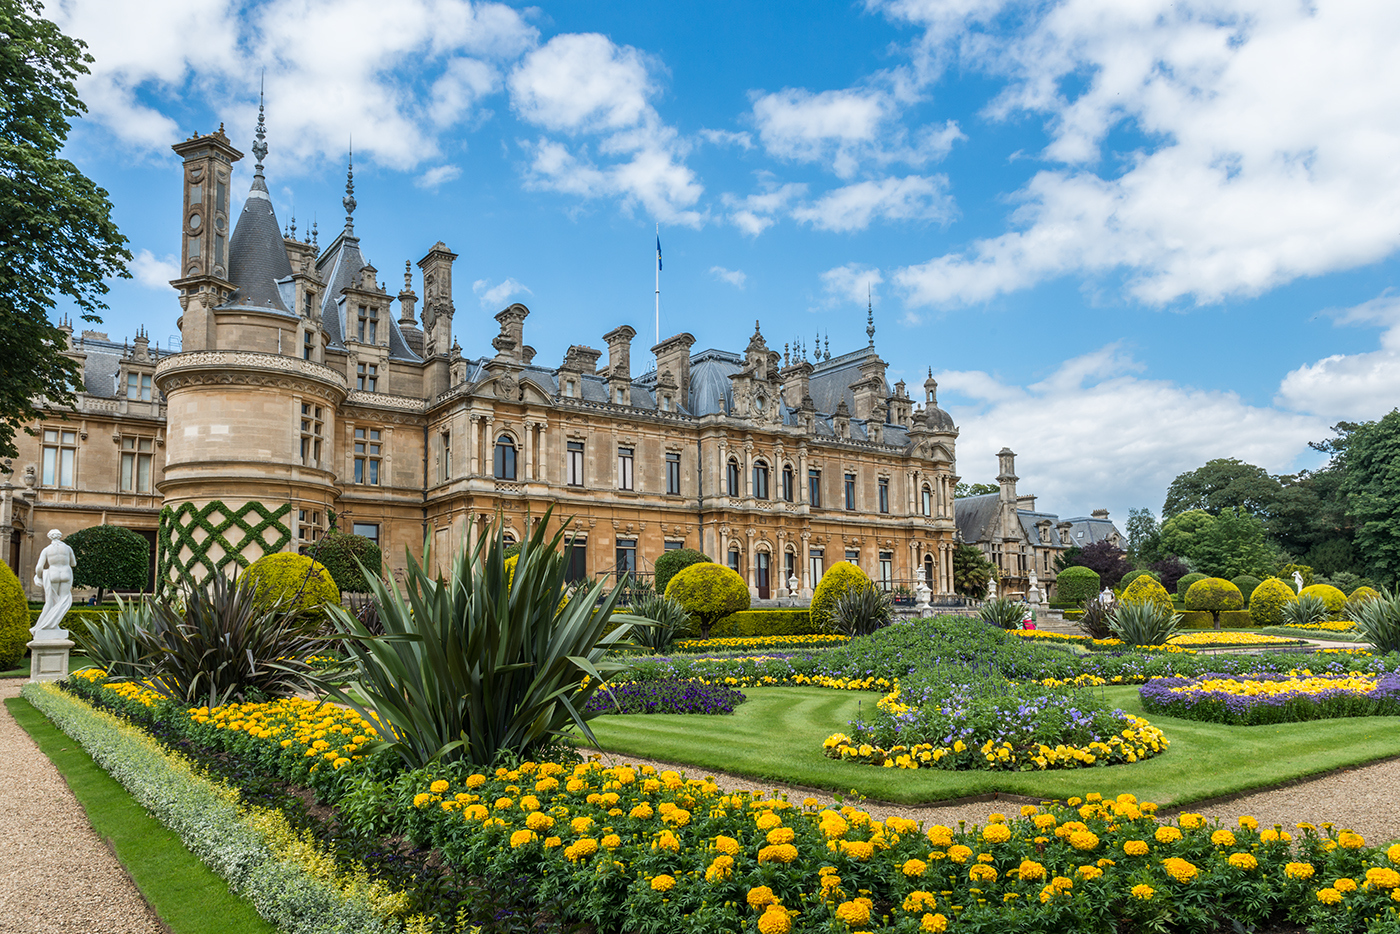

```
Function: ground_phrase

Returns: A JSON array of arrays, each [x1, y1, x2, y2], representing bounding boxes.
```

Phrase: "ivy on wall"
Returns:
[[157, 501, 292, 586]]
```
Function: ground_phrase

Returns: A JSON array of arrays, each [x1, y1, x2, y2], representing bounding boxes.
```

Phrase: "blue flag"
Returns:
[[656, 235, 662, 271]]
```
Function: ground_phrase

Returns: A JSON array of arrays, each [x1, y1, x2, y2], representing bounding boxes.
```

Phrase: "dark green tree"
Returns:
[[1190, 507, 1273, 580], [1337, 410, 1400, 588], [1161, 458, 1282, 519], [954, 481, 998, 498], [952, 543, 996, 599], [0, 0, 131, 458], [1125, 507, 1161, 565], [1158, 509, 1215, 563], [305, 530, 383, 593], [652, 547, 711, 596], [66, 524, 149, 601]]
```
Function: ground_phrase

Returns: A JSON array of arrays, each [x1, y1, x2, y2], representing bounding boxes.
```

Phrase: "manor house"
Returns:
[[1, 112, 965, 600]]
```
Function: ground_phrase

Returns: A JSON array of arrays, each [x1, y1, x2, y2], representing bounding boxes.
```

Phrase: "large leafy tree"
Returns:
[[954, 481, 998, 498], [952, 544, 996, 599], [1190, 507, 1273, 580], [66, 524, 149, 601], [1336, 410, 1400, 588], [1158, 509, 1215, 562], [1125, 507, 1162, 565], [1161, 458, 1282, 519], [0, 0, 130, 458]]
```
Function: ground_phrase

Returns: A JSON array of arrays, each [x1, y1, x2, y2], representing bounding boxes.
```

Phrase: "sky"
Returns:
[[41, 0, 1400, 527]]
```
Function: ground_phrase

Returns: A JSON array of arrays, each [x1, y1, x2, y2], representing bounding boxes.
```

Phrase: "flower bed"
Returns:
[[1139, 670, 1400, 725], [1284, 621, 1358, 633], [585, 678, 747, 715], [672, 634, 849, 653], [1167, 632, 1308, 648]]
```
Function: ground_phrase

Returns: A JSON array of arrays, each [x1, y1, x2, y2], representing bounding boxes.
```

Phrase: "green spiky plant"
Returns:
[[1279, 592, 1329, 630], [630, 592, 691, 654], [1108, 601, 1181, 647], [831, 584, 894, 637], [71, 594, 149, 679], [1348, 588, 1400, 655], [324, 509, 646, 768], [978, 596, 1025, 630]]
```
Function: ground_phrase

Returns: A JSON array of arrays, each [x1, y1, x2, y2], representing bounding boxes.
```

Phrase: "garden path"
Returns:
[[0, 680, 163, 934]]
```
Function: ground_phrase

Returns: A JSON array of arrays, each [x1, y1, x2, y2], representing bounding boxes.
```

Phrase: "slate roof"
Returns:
[[808, 348, 887, 415], [224, 173, 294, 313], [685, 349, 741, 416], [955, 493, 1122, 550], [954, 493, 1001, 544], [315, 231, 422, 363], [1061, 516, 1124, 547], [73, 333, 175, 400]]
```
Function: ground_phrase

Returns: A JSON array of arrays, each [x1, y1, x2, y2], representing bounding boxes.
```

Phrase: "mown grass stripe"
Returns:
[[6, 697, 278, 934]]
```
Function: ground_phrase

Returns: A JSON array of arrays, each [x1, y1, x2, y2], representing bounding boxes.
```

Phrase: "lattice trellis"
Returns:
[[157, 500, 292, 587]]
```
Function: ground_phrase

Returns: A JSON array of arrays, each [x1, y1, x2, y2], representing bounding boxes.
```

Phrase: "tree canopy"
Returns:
[[1161, 458, 1282, 520], [954, 481, 999, 498], [1336, 410, 1400, 587], [67, 524, 149, 601], [0, 0, 131, 458], [952, 544, 996, 599], [1125, 507, 1162, 565]]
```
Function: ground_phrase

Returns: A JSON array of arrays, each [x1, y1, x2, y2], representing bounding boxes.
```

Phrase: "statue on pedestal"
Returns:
[[31, 529, 76, 640], [788, 573, 800, 607], [1293, 570, 1305, 593]]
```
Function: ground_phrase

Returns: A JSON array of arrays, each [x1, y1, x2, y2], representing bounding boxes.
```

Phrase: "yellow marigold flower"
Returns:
[[1033, 813, 1058, 831], [535, 776, 559, 793], [629, 803, 654, 820], [1338, 831, 1366, 849], [1389, 844, 1400, 864], [465, 774, 486, 788], [766, 827, 795, 846], [494, 797, 513, 811], [921, 913, 948, 932], [1069, 830, 1100, 851], [982, 823, 1012, 845], [1366, 868, 1400, 889], [713, 835, 741, 856], [758, 844, 799, 864], [1211, 830, 1236, 847], [413, 793, 434, 808], [819, 873, 842, 896], [1018, 859, 1047, 881], [519, 795, 540, 812], [840, 840, 874, 861], [1021, 804, 1040, 817], [650, 874, 676, 892], [1077, 865, 1103, 881], [1162, 857, 1199, 883], [525, 812, 554, 832], [903, 858, 927, 877], [1285, 862, 1315, 880], [1317, 887, 1343, 905], [1178, 813, 1205, 829], [1228, 853, 1258, 871], [509, 829, 536, 848], [653, 831, 680, 853], [601, 834, 621, 849], [430, 779, 450, 794], [903, 891, 937, 913], [1131, 884, 1155, 900], [1237, 816, 1259, 831], [1155, 826, 1182, 844], [1335, 878, 1358, 893], [835, 900, 871, 926], [757, 906, 791, 934], [564, 838, 598, 862], [948, 845, 973, 864], [755, 812, 783, 831], [662, 808, 691, 827], [969, 864, 998, 883], [462, 804, 488, 821], [1052, 876, 1074, 893], [927, 824, 954, 847], [1123, 840, 1149, 856], [747, 886, 778, 909], [571, 816, 594, 834]]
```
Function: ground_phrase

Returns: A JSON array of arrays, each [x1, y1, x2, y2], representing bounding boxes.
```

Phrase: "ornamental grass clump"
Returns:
[[1109, 601, 1181, 647], [1348, 588, 1400, 655], [1076, 594, 1116, 640], [71, 594, 148, 679], [978, 596, 1026, 630], [325, 509, 646, 768], [1280, 593, 1330, 630], [830, 584, 892, 637], [630, 592, 691, 654]]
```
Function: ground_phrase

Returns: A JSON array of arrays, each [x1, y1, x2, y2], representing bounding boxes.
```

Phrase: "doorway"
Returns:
[[756, 552, 770, 600]]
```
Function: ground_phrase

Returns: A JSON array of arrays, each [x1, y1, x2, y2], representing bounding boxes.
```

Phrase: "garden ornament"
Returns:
[[31, 529, 76, 640]]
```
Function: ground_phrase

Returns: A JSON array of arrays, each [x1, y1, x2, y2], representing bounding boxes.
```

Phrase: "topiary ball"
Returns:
[[664, 562, 750, 637], [1348, 586, 1381, 611], [1231, 575, 1262, 605], [1298, 584, 1347, 619], [1120, 575, 1174, 615], [1247, 577, 1297, 627], [1056, 566, 1101, 605], [1119, 569, 1161, 589], [653, 548, 712, 596], [1184, 578, 1244, 613], [0, 561, 28, 670], [1175, 572, 1207, 598], [810, 562, 874, 631], [241, 553, 340, 621]]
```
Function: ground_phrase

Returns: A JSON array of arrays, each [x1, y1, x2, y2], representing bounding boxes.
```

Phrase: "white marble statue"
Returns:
[[1099, 587, 1114, 605], [1027, 570, 1042, 605], [1293, 570, 1305, 593], [31, 529, 76, 640]]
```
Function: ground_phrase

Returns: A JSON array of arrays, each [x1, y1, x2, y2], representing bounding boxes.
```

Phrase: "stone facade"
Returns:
[[3, 114, 965, 599]]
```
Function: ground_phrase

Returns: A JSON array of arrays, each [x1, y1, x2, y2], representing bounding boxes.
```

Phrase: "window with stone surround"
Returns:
[[119, 436, 154, 493], [726, 458, 740, 497], [878, 477, 889, 514], [354, 427, 382, 485], [752, 460, 769, 500], [922, 484, 933, 517], [782, 464, 794, 502], [665, 452, 680, 495], [356, 362, 378, 392], [352, 522, 380, 548], [298, 508, 323, 544], [567, 441, 585, 486], [844, 473, 856, 510], [808, 468, 822, 508], [357, 305, 379, 343], [125, 372, 153, 402], [617, 446, 634, 490], [41, 428, 77, 488], [299, 403, 323, 466], [494, 435, 516, 480]]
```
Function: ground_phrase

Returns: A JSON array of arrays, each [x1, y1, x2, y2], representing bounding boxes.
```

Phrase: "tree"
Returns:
[[1055, 566, 1100, 604], [952, 544, 996, 599], [1068, 541, 1133, 589], [1149, 556, 1191, 595], [1190, 507, 1273, 580], [1053, 545, 1081, 573], [306, 530, 383, 593], [1158, 509, 1215, 563], [1183, 578, 1244, 630], [1162, 458, 1282, 519], [1336, 410, 1400, 588], [652, 548, 711, 596], [954, 481, 998, 498], [66, 524, 149, 601], [663, 562, 749, 639], [1125, 507, 1162, 566], [810, 562, 872, 630], [0, 0, 131, 458]]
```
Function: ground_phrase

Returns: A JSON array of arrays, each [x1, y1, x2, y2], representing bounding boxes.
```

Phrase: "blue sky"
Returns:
[[44, 0, 1400, 527]]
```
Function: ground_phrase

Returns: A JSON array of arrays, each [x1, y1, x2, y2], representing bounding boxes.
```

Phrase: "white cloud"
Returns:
[[699, 129, 753, 150], [415, 165, 462, 189], [472, 277, 531, 308], [721, 178, 807, 236], [820, 263, 883, 308], [793, 175, 954, 232], [1276, 292, 1400, 423], [509, 33, 655, 134], [709, 266, 747, 289], [939, 343, 1325, 521], [47, 0, 538, 169], [129, 249, 180, 289], [881, 0, 1400, 308]]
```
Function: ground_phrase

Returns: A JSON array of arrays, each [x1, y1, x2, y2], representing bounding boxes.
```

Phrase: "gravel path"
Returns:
[[0, 680, 164, 934]]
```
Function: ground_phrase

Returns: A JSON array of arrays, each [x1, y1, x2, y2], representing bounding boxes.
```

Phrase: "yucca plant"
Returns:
[[630, 592, 691, 654], [324, 508, 646, 768], [978, 596, 1025, 630], [1349, 588, 1400, 654], [71, 595, 150, 679], [1077, 595, 1116, 640], [128, 573, 324, 707], [1108, 601, 1181, 647], [832, 584, 894, 637], [1279, 592, 1329, 629]]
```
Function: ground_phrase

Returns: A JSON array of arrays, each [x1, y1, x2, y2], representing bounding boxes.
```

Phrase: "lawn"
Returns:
[[586, 685, 1400, 807]]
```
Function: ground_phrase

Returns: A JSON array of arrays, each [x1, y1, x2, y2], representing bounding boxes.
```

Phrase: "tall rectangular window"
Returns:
[[615, 538, 637, 575], [808, 468, 821, 507], [356, 362, 378, 392], [665, 452, 680, 495], [352, 523, 380, 547], [354, 428, 381, 485], [119, 437, 153, 493], [922, 485, 933, 517], [617, 446, 634, 490], [844, 473, 856, 510], [214, 233, 225, 266], [808, 548, 824, 587], [567, 441, 584, 486], [565, 537, 588, 582], [441, 431, 452, 481], [879, 551, 893, 591], [40, 431, 76, 490], [357, 305, 379, 343], [752, 461, 769, 500], [298, 509, 322, 544], [781, 464, 794, 502], [728, 547, 741, 574], [125, 373, 152, 402], [727, 459, 740, 496], [302, 330, 313, 360], [299, 404, 323, 466], [878, 478, 889, 514]]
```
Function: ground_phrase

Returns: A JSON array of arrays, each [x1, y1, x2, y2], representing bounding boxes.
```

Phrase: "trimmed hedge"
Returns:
[[1299, 583, 1347, 619], [1119, 575, 1173, 615], [1175, 572, 1207, 597], [305, 531, 383, 594], [1231, 575, 1262, 605], [240, 553, 340, 619], [1118, 569, 1160, 589], [1248, 577, 1297, 627], [664, 563, 750, 639], [653, 549, 711, 596], [704, 609, 816, 639], [0, 561, 28, 670], [1176, 610, 1254, 630], [809, 562, 872, 631], [1055, 566, 1100, 605], [66, 524, 150, 598], [1184, 578, 1244, 628], [1348, 586, 1381, 610]]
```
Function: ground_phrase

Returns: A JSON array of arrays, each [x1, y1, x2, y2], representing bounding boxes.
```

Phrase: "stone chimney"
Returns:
[[850, 373, 883, 422], [889, 380, 912, 427], [1092, 508, 1110, 521], [781, 358, 813, 411], [651, 332, 695, 403], [833, 400, 851, 440], [495, 304, 529, 364], [997, 447, 1019, 541], [603, 325, 636, 406], [1017, 494, 1037, 512]]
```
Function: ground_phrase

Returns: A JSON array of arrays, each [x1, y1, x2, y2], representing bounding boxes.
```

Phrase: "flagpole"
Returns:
[[654, 222, 661, 349]]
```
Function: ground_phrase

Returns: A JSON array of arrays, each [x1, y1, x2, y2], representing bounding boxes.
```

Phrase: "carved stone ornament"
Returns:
[[496, 374, 518, 400]]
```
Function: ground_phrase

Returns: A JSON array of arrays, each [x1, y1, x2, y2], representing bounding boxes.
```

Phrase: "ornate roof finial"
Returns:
[[404, 260, 412, 291], [866, 284, 875, 346], [311, 218, 318, 249], [289, 212, 296, 239], [343, 141, 357, 234], [251, 75, 268, 176], [824, 332, 830, 360], [784, 342, 790, 366]]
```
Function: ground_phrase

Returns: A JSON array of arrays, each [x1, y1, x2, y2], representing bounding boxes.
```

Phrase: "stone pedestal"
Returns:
[[27, 639, 73, 683]]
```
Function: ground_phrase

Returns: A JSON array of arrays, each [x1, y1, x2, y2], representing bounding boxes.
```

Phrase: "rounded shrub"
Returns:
[[1231, 575, 1262, 605], [1184, 577, 1244, 629], [809, 562, 873, 631], [652, 548, 711, 596], [1119, 569, 1160, 589], [1119, 575, 1174, 615], [664, 562, 750, 639], [1247, 577, 1297, 627], [241, 553, 340, 621], [1348, 585, 1381, 611], [0, 561, 28, 670], [66, 524, 150, 599], [1175, 572, 1207, 598], [1056, 566, 1101, 605], [305, 530, 383, 593], [1298, 583, 1347, 619]]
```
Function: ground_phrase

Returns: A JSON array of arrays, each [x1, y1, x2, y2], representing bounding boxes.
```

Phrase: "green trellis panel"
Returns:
[[157, 500, 293, 586]]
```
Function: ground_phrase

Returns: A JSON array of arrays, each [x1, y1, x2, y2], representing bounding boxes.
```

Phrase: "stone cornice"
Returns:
[[155, 351, 348, 404]]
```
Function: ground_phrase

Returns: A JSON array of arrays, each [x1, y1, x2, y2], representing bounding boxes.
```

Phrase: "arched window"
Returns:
[[781, 464, 794, 502], [921, 484, 933, 517], [752, 459, 769, 500], [726, 458, 740, 496], [494, 435, 517, 480], [728, 546, 742, 574], [924, 554, 935, 588]]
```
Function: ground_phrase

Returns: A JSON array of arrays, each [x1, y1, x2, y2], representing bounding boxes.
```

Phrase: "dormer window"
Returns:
[[357, 362, 378, 392], [564, 379, 576, 397], [126, 372, 153, 402], [357, 305, 378, 343], [303, 330, 314, 361]]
